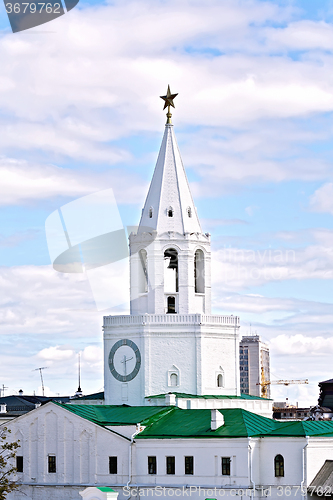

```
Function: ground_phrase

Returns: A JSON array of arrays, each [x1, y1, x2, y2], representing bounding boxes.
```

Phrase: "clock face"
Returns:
[[108, 339, 141, 382]]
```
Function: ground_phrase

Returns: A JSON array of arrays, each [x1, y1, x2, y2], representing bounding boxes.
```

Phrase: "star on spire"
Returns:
[[160, 85, 178, 124]]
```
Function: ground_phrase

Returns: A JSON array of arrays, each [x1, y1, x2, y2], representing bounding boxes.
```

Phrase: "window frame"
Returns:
[[16, 455, 23, 473], [274, 454, 284, 477], [221, 456, 231, 476], [166, 456, 175, 475], [48, 455, 56, 474], [109, 456, 117, 474], [148, 456, 157, 475], [184, 456, 193, 475]]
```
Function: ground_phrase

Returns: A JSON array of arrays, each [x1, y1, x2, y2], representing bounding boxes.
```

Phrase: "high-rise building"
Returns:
[[239, 335, 270, 398]]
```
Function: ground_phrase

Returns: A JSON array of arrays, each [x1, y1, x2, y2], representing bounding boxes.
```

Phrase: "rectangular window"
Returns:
[[185, 456, 193, 475], [16, 456, 23, 473], [148, 456, 156, 475], [48, 455, 56, 473], [222, 457, 230, 476], [166, 456, 175, 475], [109, 456, 117, 474]]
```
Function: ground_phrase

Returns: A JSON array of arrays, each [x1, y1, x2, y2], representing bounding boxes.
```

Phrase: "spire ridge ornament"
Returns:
[[160, 85, 178, 125]]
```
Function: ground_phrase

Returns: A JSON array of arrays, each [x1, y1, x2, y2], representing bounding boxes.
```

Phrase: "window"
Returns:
[[48, 455, 56, 473], [148, 456, 156, 475], [149, 207, 153, 218], [187, 207, 192, 218], [194, 249, 204, 293], [166, 456, 175, 475], [185, 456, 193, 475], [170, 373, 178, 386], [217, 374, 223, 387], [222, 457, 230, 476], [16, 456, 23, 473], [274, 455, 284, 477], [109, 456, 117, 474], [167, 296, 176, 314], [168, 207, 173, 217], [164, 248, 178, 293]]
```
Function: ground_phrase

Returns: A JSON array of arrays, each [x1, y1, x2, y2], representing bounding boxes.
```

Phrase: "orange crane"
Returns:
[[257, 367, 308, 398]]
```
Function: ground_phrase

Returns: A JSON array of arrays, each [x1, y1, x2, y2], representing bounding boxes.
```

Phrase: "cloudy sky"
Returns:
[[0, 0, 333, 406]]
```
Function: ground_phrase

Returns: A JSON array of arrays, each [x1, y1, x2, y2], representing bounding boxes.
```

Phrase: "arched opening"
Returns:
[[167, 207, 174, 217], [149, 207, 153, 218], [138, 249, 148, 293], [274, 455, 284, 477], [170, 373, 178, 387], [167, 296, 176, 314], [194, 249, 204, 293], [187, 207, 192, 218], [164, 248, 178, 293], [217, 374, 223, 387]]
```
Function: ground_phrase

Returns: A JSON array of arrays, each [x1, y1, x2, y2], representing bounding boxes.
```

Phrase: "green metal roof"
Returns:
[[56, 403, 333, 439], [146, 392, 270, 401], [137, 408, 278, 439], [57, 403, 173, 427], [268, 419, 333, 437]]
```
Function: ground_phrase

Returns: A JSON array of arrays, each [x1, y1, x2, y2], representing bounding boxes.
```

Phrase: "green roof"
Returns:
[[55, 403, 333, 439], [137, 408, 333, 439], [146, 392, 270, 401], [137, 408, 278, 439], [57, 403, 173, 427]]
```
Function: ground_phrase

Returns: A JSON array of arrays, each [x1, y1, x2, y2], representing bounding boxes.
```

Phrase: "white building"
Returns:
[[4, 102, 333, 500], [240, 335, 270, 398]]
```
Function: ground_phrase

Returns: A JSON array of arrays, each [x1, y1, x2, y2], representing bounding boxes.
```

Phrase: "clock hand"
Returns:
[[121, 355, 134, 376]]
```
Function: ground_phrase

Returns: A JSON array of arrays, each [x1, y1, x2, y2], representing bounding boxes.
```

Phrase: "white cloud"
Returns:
[[270, 334, 333, 356], [309, 183, 333, 214], [0, 158, 147, 205]]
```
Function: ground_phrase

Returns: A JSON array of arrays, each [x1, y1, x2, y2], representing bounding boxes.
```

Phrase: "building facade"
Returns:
[[240, 335, 270, 398]]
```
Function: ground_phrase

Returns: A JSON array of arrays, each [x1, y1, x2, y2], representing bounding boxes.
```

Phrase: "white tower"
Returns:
[[103, 89, 240, 406]]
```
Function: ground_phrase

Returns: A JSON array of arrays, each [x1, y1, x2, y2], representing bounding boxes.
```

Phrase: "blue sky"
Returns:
[[1, 0, 333, 404]]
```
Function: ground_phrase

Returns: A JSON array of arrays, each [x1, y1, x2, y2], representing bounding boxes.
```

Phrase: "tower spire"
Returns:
[[138, 87, 201, 235]]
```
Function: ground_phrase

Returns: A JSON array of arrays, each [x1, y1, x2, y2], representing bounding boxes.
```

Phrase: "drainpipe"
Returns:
[[126, 425, 142, 490], [248, 443, 255, 499], [300, 437, 309, 494]]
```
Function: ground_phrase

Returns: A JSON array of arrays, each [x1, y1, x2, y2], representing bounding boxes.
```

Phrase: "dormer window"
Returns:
[[187, 207, 192, 218], [167, 207, 174, 217], [149, 207, 153, 218]]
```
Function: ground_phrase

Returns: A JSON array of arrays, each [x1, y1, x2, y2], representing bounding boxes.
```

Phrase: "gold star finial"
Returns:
[[160, 85, 178, 124]]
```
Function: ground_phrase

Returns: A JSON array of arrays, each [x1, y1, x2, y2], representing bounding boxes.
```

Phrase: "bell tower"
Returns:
[[129, 118, 211, 316], [103, 88, 240, 406]]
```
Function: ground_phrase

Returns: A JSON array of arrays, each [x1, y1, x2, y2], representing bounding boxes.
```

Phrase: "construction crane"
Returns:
[[257, 367, 308, 398], [33, 367, 48, 397]]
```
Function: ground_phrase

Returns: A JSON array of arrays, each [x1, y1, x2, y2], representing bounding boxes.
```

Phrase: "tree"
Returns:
[[0, 427, 20, 499]]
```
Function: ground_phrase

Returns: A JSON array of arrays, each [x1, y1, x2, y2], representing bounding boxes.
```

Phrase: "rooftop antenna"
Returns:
[[75, 353, 83, 397], [33, 367, 48, 397], [1, 385, 8, 398]]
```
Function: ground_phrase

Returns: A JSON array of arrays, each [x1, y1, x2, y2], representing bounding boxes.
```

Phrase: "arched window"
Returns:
[[187, 207, 192, 218], [274, 455, 284, 477], [217, 374, 223, 387], [164, 248, 178, 293], [167, 296, 176, 314], [170, 373, 178, 387], [194, 249, 204, 293], [149, 207, 153, 218], [167, 207, 174, 218], [138, 249, 148, 293]]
